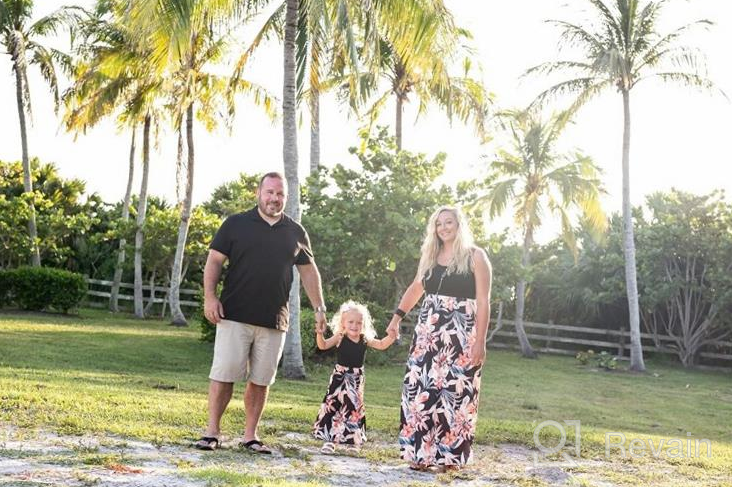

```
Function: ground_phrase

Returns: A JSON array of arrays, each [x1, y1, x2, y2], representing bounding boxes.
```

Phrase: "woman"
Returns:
[[387, 206, 491, 472]]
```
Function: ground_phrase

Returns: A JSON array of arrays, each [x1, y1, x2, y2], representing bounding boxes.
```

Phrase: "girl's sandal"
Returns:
[[346, 444, 361, 453], [320, 442, 336, 454]]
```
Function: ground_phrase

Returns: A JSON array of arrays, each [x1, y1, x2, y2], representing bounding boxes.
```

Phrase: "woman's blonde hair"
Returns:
[[328, 300, 377, 341], [416, 206, 475, 281]]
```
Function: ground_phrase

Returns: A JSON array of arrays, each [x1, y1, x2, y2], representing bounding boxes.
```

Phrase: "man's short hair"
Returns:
[[258, 172, 286, 189]]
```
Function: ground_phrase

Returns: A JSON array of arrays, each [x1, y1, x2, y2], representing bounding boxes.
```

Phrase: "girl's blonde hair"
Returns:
[[416, 206, 476, 281], [328, 300, 377, 341]]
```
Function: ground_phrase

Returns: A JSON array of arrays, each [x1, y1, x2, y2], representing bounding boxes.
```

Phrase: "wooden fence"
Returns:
[[85, 279, 730, 369], [399, 318, 732, 369], [85, 278, 199, 313]]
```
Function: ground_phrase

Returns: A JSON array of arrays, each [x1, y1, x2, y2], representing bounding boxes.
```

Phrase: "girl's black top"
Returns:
[[336, 335, 367, 367]]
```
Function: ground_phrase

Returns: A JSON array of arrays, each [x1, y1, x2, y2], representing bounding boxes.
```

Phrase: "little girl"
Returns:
[[313, 300, 396, 453]]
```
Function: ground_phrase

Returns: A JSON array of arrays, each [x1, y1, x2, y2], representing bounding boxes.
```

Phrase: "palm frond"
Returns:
[[230, 1, 285, 88]]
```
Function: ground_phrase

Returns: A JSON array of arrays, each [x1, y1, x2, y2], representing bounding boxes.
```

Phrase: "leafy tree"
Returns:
[[302, 128, 460, 321], [0, 159, 112, 273], [201, 172, 260, 218], [114, 197, 221, 314], [527, 0, 717, 371], [637, 190, 732, 366]]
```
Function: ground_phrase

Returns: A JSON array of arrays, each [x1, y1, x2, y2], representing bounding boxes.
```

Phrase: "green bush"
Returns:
[[1, 267, 86, 313], [575, 349, 618, 370]]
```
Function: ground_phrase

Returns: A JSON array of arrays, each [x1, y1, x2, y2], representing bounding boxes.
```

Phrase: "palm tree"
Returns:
[[1, 0, 72, 266], [64, 3, 166, 317], [361, 4, 490, 150], [477, 109, 606, 358], [64, 5, 137, 312], [526, 0, 716, 371], [126, 0, 276, 325]]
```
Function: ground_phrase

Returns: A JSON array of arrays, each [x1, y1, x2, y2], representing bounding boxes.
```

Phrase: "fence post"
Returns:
[[618, 326, 626, 358], [546, 320, 555, 350]]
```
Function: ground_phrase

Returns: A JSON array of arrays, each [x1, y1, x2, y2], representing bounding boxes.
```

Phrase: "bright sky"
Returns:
[[1, 0, 731, 241]]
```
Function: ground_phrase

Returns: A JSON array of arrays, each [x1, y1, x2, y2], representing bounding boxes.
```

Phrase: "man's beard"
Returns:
[[259, 199, 283, 217]]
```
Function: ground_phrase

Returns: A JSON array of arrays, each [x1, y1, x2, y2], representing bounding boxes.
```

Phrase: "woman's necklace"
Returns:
[[436, 265, 446, 295]]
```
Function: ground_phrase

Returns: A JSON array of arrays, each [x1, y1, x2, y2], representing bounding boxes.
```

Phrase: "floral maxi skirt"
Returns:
[[313, 364, 366, 445], [399, 293, 483, 467]]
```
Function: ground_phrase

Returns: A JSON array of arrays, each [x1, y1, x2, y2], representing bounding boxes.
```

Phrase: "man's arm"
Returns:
[[297, 262, 326, 328], [203, 249, 228, 324]]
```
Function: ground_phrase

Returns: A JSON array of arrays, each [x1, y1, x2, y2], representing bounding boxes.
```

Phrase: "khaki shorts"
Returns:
[[209, 319, 286, 386]]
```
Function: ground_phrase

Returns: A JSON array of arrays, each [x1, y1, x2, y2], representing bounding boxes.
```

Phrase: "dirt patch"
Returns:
[[1, 425, 722, 486]]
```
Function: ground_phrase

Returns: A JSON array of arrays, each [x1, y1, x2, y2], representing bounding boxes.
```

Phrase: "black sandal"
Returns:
[[194, 436, 220, 451], [240, 439, 272, 454]]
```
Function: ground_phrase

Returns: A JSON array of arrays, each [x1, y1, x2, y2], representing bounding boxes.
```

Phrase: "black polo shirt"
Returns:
[[209, 206, 313, 331]]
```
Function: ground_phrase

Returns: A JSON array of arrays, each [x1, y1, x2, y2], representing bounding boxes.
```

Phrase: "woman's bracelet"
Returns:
[[394, 308, 407, 319]]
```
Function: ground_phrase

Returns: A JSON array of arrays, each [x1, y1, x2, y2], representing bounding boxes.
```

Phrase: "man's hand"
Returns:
[[315, 310, 327, 334], [315, 316, 327, 334], [204, 296, 225, 324]]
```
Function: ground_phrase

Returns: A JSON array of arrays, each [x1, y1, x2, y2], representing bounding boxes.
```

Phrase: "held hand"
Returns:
[[386, 317, 401, 340], [204, 296, 225, 324], [315, 310, 328, 334], [315, 318, 326, 334], [469, 340, 486, 368]]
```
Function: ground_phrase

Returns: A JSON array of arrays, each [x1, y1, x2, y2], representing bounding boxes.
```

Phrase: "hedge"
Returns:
[[0, 267, 87, 313]]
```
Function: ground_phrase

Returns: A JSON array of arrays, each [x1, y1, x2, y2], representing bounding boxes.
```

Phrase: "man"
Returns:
[[195, 172, 327, 453]]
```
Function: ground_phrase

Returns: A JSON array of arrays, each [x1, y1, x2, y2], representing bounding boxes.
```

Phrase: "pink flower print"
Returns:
[[452, 399, 476, 440], [441, 430, 458, 447], [456, 352, 471, 369], [349, 409, 362, 424], [429, 350, 451, 388], [406, 364, 421, 386]]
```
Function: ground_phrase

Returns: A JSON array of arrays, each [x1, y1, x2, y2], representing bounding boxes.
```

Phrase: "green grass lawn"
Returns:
[[1, 308, 731, 485]]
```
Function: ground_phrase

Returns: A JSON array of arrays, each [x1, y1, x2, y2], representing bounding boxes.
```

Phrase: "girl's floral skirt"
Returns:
[[313, 364, 366, 445], [399, 293, 483, 467]]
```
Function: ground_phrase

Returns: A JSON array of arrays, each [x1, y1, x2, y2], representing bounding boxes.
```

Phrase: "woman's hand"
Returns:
[[469, 339, 486, 368], [386, 316, 401, 340]]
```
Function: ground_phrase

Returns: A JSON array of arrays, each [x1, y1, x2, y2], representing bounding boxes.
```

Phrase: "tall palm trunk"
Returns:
[[175, 122, 185, 208], [282, 0, 306, 379], [309, 89, 320, 174], [13, 60, 40, 267], [169, 103, 195, 326], [134, 115, 152, 318], [621, 89, 645, 372], [514, 228, 537, 358], [395, 94, 403, 150], [110, 128, 136, 311]]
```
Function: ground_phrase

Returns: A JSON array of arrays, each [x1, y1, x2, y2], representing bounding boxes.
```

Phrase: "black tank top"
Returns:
[[336, 335, 367, 367], [423, 264, 476, 298]]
